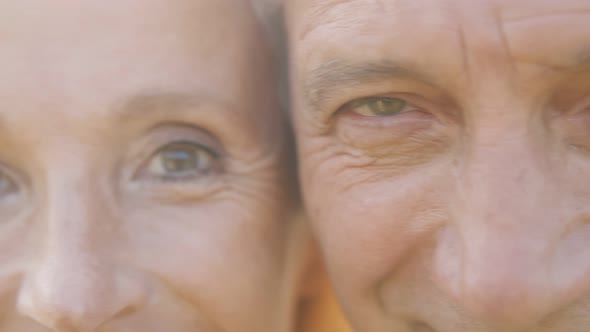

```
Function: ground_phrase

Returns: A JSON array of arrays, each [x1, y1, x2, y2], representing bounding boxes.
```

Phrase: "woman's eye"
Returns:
[[344, 97, 416, 117], [146, 142, 217, 179]]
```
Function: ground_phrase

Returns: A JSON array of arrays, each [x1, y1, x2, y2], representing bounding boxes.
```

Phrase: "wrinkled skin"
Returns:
[[0, 0, 307, 331], [287, 0, 590, 331]]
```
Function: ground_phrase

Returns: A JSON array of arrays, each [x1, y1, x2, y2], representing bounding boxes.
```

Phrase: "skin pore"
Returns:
[[287, 0, 590, 331], [0, 0, 309, 331]]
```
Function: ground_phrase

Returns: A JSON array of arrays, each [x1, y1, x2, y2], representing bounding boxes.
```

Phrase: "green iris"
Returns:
[[350, 97, 408, 116]]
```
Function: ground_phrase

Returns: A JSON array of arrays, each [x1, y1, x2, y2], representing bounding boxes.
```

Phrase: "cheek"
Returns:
[[305, 159, 452, 296], [120, 198, 289, 323]]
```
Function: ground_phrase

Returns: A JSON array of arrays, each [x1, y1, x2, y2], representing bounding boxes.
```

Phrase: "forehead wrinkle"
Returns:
[[293, 0, 465, 43], [295, 0, 384, 41], [501, 5, 590, 24], [513, 45, 590, 74], [499, 10, 590, 72]]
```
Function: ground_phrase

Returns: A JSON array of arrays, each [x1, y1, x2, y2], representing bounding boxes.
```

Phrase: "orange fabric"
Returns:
[[297, 276, 353, 332]]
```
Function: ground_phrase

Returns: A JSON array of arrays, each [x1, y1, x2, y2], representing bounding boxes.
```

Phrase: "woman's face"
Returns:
[[0, 1, 302, 331]]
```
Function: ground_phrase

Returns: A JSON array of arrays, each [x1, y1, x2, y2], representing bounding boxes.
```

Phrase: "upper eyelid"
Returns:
[[141, 124, 224, 156], [114, 99, 241, 156], [345, 96, 411, 106], [153, 141, 220, 159]]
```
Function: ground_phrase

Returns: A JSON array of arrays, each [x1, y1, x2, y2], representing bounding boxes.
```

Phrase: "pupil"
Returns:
[[162, 148, 197, 173], [373, 98, 404, 115]]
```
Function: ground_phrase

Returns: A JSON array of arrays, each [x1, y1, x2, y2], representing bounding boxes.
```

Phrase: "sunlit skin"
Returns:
[[0, 0, 310, 331], [287, 0, 590, 331]]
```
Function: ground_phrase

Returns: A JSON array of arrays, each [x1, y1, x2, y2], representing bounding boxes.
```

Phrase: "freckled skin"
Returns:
[[287, 0, 590, 331], [0, 0, 309, 331]]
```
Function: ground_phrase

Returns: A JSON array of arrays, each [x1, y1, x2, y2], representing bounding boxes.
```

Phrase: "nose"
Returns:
[[18, 255, 148, 331], [434, 129, 590, 329], [17, 169, 149, 331]]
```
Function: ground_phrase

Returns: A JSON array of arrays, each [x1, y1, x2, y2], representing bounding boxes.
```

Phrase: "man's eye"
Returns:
[[146, 142, 217, 179], [344, 97, 415, 117]]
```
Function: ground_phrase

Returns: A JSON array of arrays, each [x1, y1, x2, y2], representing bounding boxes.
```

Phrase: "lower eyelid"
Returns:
[[340, 107, 433, 125], [333, 112, 441, 148], [151, 173, 204, 183]]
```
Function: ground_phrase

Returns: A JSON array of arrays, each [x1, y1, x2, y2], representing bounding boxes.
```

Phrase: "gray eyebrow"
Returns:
[[302, 59, 432, 112]]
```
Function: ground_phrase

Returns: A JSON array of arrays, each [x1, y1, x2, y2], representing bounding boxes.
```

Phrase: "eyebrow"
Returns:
[[303, 59, 432, 112], [114, 91, 225, 122], [116, 91, 207, 121]]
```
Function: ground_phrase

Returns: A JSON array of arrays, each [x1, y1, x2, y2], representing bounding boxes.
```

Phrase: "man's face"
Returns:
[[288, 0, 590, 331], [0, 1, 302, 331]]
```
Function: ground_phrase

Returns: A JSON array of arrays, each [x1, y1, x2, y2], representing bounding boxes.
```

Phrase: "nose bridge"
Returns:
[[443, 117, 569, 326], [18, 160, 142, 331], [45, 164, 97, 251], [459, 121, 555, 233], [40, 155, 106, 270]]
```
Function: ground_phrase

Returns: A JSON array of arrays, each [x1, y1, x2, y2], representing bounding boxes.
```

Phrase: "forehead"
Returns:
[[291, 0, 590, 31], [290, 0, 590, 73], [0, 0, 269, 110]]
